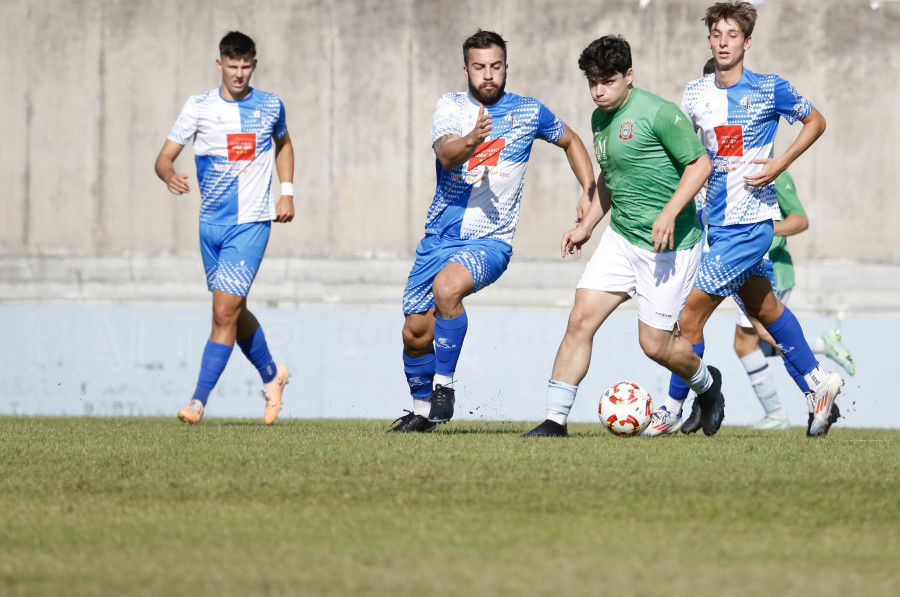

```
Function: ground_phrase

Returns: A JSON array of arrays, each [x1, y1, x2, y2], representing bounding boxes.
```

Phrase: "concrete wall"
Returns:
[[2, 0, 900, 266]]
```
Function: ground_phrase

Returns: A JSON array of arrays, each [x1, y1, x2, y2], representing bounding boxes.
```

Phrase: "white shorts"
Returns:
[[577, 227, 702, 331], [735, 287, 792, 328]]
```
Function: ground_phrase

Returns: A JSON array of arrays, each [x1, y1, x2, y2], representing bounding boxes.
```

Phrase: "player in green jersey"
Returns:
[[524, 35, 719, 437]]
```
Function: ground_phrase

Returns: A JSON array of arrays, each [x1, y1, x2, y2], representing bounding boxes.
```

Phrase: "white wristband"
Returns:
[[280, 182, 294, 196]]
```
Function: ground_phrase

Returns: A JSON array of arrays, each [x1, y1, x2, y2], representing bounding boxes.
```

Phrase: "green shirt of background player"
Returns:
[[524, 35, 718, 438], [767, 172, 804, 293]]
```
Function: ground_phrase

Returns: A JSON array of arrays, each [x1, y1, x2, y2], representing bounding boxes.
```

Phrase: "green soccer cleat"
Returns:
[[752, 415, 790, 431], [822, 329, 856, 376]]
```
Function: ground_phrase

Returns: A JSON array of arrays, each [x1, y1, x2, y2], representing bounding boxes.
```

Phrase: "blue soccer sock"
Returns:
[[434, 311, 468, 386], [765, 308, 818, 378], [782, 356, 811, 394], [193, 340, 234, 405], [237, 326, 277, 384], [404, 352, 436, 417], [668, 341, 705, 401]]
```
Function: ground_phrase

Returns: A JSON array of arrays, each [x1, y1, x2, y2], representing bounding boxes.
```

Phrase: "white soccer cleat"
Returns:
[[641, 407, 684, 436], [806, 372, 844, 436]]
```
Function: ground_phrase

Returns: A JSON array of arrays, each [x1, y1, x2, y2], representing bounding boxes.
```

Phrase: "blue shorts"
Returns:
[[199, 221, 271, 297], [694, 221, 773, 297], [402, 235, 513, 314]]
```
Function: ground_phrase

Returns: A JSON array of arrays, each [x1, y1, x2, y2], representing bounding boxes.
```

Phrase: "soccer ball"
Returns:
[[598, 381, 652, 437]]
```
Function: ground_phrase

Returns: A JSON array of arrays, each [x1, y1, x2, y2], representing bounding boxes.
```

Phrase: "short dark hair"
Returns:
[[703, 57, 716, 75], [462, 29, 507, 65], [578, 35, 632, 81], [703, 1, 757, 37], [219, 31, 256, 60]]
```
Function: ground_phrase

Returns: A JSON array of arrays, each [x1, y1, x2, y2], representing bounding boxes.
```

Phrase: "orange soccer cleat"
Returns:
[[177, 399, 204, 425], [262, 364, 291, 425]]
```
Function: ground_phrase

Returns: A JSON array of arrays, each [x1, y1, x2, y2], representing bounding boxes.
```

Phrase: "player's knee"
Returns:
[[566, 307, 598, 338], [638, 335, 667, 364]]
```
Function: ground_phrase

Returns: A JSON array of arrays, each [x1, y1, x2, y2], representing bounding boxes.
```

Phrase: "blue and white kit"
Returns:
[[168, 87, 287, 225], [403, 92, 565, 314], [168, 87, 287, 296], [681, 69, 812, 227], [681, 69, 812, 296]]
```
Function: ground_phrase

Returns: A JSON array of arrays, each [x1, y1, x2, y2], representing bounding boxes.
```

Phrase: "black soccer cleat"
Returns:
[[681, 400, 702, 435], [695, 366, 725, 436], [522, 419, 569, 437], [387, 410, 436, 433], [427, 384, 456, 423], [807, 402, 841, 438]]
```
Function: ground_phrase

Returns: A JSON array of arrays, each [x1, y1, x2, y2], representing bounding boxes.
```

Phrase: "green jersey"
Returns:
[[591, 88, 706, 251], [768, 171, 805, 292]]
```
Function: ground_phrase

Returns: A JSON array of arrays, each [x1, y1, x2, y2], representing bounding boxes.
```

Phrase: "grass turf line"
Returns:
[[1, 417, 898, 596]]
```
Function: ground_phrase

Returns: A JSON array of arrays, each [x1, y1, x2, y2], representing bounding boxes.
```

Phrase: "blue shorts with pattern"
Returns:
[[694, 221, 773, 298], [402, 235, 513, 314], [199, 221, 271, 297]]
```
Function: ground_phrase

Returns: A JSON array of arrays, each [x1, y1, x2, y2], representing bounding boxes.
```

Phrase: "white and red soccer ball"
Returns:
[[598, 381, 652, 437]]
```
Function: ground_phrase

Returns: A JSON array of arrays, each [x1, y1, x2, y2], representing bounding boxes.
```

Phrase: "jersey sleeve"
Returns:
[[774, 171, 806, 216], [167, 97, 199, 146], [535, 101, 565, 144], [653, 102, 706, 167], [273, 98, 288, 140], [773, 76, 813, 124], [432, 95, 463, 144]]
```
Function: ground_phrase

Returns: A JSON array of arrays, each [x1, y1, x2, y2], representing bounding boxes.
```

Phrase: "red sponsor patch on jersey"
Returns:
[[467, 138, 506, 170], [714, 125, 743, 156], [227, 133, 257, 161]]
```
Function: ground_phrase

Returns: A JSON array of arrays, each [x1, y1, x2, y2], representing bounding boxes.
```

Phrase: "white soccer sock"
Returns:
[[812, 337, 826, 355], [741, 349, 783, 416], [804, 365, 828, 393], [434, 373, 453, 387], [686, 362, 713, 395], [547, 410, 568, 425], [413, 398, 431, 417], [662, 397, 684, 417]]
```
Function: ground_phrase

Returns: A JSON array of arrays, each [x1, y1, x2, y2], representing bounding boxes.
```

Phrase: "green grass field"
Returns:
[[1, 417, 898, 596]]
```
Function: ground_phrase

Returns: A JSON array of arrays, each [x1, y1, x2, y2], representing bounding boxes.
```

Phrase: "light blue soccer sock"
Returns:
[[404, 352, 435, 416], [237, 326, 277, 384], [433, 311, 468, 386], [193, 340, 234, 405], [740, 349, 782, 416], [668, 341, 705, 401], [546, 380, 578, 425]]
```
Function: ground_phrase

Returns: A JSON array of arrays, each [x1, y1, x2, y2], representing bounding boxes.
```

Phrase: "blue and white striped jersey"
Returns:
[[680, 69, 812, 227], [426, 92, 565, 244], [168, 87, 287, 225]]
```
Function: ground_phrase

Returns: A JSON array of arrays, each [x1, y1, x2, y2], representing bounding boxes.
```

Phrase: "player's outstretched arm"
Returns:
[[746, 107, 826, 188], [154, 140, 190, 195], [553, 125, 596, 222], [651, 154, 712, 252], [433, 106, 492, 171], [274, 132, 295, 223]]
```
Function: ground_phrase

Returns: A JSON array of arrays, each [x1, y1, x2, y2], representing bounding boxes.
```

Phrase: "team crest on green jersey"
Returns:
[[618, 119, 634, 141]]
